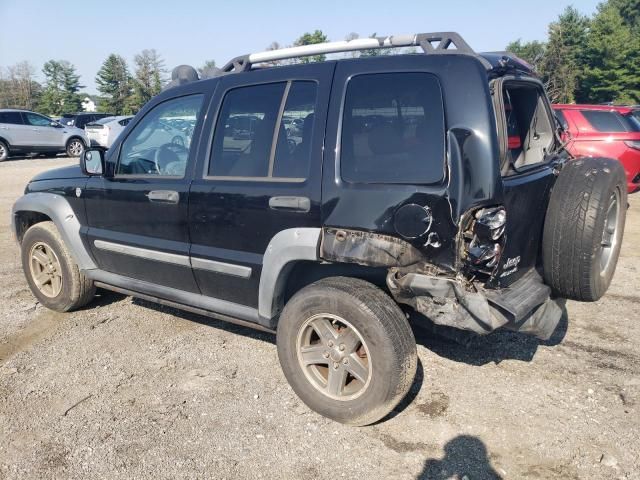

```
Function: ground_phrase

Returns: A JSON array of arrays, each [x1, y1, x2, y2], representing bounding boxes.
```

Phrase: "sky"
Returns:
[[0, 0, 601, 94]]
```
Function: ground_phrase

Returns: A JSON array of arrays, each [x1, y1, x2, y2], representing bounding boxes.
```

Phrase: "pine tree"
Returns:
[[96, 54, 133, 114], [580, 2, 640, 104], [541, 6, 589, 103], [39, 60, 83, 115], [130, 49, 166, 111]]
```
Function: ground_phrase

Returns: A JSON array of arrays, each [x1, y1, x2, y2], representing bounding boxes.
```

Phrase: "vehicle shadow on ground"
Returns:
[[417, 435, 502, 480], [411, 303, 569, 366], [92, 289, 276, 343]]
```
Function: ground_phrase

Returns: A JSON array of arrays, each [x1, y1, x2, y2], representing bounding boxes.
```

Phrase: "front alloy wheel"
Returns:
[[28, 241, 63, 298], [66, 139, 84, 157]]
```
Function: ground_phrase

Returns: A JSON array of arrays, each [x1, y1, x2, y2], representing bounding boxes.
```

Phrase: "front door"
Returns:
[[188, 62, 334, 307], [22, 112, 55, 147], [83, 93, 207, 292]]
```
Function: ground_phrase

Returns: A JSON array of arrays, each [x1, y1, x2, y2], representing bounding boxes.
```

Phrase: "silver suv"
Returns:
[[0, 109, 89, 161]]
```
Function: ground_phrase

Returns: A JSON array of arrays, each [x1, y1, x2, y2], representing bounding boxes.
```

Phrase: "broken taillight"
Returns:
[[463, 206, 507, 276]]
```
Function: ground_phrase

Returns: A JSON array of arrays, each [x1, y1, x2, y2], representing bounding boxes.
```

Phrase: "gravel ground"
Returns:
[[0, 156, 639, 480]]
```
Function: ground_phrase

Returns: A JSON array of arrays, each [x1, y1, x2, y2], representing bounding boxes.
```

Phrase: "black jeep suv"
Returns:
[[12, 33, 627, 425]]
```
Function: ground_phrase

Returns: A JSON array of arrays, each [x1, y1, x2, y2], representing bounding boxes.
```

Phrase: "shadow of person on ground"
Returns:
[[419, 435, 502, 480], [410, 301, 568, 366]]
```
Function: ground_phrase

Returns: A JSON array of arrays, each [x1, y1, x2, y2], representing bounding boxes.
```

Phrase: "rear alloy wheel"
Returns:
[[277, 277, 417, 426], [0, 140, 8, 161], [66, 138, 84, 157], [296, 313, 372, 401]]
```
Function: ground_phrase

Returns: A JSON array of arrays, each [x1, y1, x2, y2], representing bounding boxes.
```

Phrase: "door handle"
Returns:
[[146, 190, 179, 204], [268, 196, 310, 212]]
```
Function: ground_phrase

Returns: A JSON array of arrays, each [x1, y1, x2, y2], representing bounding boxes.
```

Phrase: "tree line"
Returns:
[[0, 49, 169, 116], [2, 7, 638, 117], [506, 0, 640, 104]]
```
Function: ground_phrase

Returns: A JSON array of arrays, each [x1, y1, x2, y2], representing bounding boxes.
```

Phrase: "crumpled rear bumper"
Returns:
[[387, 268, 563, 340]]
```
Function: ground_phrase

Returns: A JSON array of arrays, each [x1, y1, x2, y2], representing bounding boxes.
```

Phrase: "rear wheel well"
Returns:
[[282, 261, 389, 309], [14, 211, 52, 243]]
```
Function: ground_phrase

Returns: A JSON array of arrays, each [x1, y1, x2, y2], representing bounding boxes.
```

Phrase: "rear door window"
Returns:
[[209, 81, 318, 180], [581, 110, 634, 133], [0, 111, 24, 124], [339, 72, 445, 184]]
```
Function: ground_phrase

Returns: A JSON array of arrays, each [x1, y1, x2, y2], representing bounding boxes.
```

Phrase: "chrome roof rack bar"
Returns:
[[220, 32, 475, 74]]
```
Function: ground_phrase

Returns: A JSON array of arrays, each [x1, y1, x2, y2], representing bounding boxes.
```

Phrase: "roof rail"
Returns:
[[219, 31, 475, 74]]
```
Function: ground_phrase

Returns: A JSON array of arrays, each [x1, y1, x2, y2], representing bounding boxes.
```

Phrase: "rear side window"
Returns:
[[0, 112, 23, 124], [340, 73, 445, 184], [209, 81, 318, 180], [581, 110, 636, 133]]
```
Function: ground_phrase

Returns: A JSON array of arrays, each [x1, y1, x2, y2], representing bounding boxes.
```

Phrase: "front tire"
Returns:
[[21, 221, 95, 312], [66, 137, 85, 157], [277, 277, 417, 426]]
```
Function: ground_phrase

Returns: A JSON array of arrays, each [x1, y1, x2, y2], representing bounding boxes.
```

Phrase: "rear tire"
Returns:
[[0, 140, 8, 161], [21, 221, 95, 312], [277, 277, 417, 426], [543, 157, 627, 301]]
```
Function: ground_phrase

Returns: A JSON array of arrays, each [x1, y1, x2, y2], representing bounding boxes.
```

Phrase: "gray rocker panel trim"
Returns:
[[11, 192, 97, 271], [258, 227, 321, 321], [87, 269, 261, 325]]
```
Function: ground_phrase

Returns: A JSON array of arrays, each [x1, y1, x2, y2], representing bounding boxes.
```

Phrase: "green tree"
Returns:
[[39, 60, 83, 115], [293, 30, 329, 63], [96, 54, 133, 114], [360, 33, 391, 57], [580, 2, 640, 104], [130, 49, 166, 111], [198, 59, 217, 77], [506, 39, 546, 73]]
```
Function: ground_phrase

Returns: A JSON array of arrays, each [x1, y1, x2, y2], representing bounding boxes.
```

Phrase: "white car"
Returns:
[[85, 116, 133, 148], [0, 109, 89, 161]]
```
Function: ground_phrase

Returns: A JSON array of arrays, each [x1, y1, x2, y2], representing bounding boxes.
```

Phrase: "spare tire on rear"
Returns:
[[543, 157, 627, 301]]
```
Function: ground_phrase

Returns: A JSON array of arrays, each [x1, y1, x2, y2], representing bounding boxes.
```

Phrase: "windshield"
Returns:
[[626, 112, 640, 132]]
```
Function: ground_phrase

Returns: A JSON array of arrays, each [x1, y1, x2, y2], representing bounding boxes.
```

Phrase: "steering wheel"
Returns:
[[153, 143, 187, 174]]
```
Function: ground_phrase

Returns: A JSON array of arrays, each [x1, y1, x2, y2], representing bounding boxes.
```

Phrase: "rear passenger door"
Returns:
[[189, 63, 334, 308], [0, 111, 29, 146]]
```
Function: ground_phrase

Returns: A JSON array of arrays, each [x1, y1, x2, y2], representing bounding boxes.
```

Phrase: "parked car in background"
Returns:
[[0, 109, 88, 161], [553, 104, 640, 193], [59, 112, 113, 130], [85, 116, 133, 148]]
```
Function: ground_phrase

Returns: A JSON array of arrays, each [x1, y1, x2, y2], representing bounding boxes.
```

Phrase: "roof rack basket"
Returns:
[[219, 31, 475, 74]]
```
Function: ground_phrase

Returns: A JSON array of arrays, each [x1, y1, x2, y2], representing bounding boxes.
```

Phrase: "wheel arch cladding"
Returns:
[[12, 192, 97, 271], [258, 228, 322, 322]]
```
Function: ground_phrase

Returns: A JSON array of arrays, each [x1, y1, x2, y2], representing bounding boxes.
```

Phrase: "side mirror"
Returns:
[[50, 121, 63, 128], [81, 148, 105, 176]]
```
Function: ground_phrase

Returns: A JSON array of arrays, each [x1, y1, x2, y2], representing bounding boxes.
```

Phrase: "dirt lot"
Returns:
[[0, 156, 639, 480]]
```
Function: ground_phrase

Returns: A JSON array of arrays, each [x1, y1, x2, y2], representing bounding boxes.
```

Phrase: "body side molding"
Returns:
[[11, 192, 97, 271], [258, 227, 321, 323]]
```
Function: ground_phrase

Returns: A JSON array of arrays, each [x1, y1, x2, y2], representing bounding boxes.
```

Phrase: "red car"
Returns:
[[553, 104, 640, 193]]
